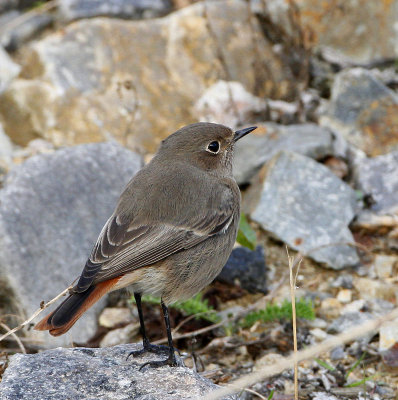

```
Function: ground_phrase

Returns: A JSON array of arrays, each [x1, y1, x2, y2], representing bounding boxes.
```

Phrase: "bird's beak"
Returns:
[[234, 126, 257, 142]]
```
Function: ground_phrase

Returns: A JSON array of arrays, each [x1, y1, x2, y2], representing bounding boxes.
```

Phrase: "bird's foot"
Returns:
[[126, 343, 169, 360], [138, 351, 184, 370]]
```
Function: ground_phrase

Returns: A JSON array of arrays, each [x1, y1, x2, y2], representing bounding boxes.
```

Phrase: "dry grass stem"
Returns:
[[0, 284, 73, 343], [287, 247, 302, 400], [243, 388, 267, 399], [202, 307, 398, 400], [0, 322, 26, 354]]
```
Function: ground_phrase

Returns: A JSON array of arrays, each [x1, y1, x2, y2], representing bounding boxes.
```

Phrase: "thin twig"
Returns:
[[172, 311, 218, 335], [0, 284, 73, 343], [202, 307, 398, 400], [0, 322, 26, 354], [244, 388, 267, 399]]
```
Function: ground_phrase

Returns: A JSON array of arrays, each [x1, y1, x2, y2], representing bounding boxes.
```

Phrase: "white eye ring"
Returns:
[[206, 141, 220, 154]]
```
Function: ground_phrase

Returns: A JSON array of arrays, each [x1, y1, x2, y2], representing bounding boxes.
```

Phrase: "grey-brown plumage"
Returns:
[[35, 122, 256, 367]]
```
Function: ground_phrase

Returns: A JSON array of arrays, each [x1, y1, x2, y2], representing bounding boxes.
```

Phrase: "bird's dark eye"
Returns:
[[207, 141, 220, 153]]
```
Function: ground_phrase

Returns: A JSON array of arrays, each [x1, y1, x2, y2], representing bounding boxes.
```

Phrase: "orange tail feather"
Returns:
[[34, 278, 120, 336]]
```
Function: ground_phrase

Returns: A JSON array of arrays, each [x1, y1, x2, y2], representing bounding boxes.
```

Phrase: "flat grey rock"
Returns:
[[0, 142, 142, 348], [0, 344, 235, 400], [58, 0, 172, 22], [251, 151, 359, 270], [233, 123, 336, 185], [320, 68, 398, 156]]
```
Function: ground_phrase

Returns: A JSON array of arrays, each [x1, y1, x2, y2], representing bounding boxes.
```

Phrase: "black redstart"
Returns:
[[35, 122, 256, 368]]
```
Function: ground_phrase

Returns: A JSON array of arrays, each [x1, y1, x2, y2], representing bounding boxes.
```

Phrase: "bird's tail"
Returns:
[[34, 278, 119, 336]]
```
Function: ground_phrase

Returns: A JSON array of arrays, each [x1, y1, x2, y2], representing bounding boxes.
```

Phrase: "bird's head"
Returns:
[[156, 122, 256, 175]]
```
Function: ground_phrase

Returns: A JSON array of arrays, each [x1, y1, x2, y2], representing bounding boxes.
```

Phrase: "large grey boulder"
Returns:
[[0, 0, 303, 151], [251, 151, 359, 270], [0, 344, 235, 400], [320, 68, 398, 157], [0, 142, 143, 348], [233, 123, 336, 185]]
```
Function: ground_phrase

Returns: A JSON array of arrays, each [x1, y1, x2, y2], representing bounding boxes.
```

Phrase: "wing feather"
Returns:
[[76, 180, 238, 292]]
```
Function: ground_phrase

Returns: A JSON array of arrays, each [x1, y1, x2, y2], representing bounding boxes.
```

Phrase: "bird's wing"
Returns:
[[75, 187, 236, 292]]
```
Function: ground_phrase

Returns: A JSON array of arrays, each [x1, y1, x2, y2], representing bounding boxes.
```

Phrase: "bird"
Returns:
[[35, 122, 256, 368]]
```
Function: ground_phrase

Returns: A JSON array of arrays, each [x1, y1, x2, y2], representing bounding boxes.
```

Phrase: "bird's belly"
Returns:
[[161, 234, 236, 304]]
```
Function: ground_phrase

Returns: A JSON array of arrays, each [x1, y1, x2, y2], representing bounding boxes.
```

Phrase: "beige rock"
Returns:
[[99, 307, 134, 328], [379, 318, 398, 351], [319, 298, 342, 319], [374, 255, 396, 279], [341, 299, 366, 315], [0, 0, 299, 152], [353, 277, 396, 302], [100, 323, 140, 347], [253, 352, 285, 371], [309, 328, 327, 341], [0, 79, 58, 146], [336, 289, 352, 304]]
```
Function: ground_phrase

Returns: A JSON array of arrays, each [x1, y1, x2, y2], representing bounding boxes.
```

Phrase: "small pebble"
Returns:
[[374, 255, 396, 278], [331, 274, 353, 289], [321, 373, 331, 391], [341, 299, 366, 314], [320, 298, 342, 319], [310, 328, 328, 341], [330, 346, 346, 360], [307, 318, 328, 329], [99, 307, 134, 328]]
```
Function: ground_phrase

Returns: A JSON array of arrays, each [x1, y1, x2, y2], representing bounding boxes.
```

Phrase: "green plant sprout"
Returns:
[[236, 213, 257, 250], [131, 293, 220, 323], [242, 298, 315, 328]]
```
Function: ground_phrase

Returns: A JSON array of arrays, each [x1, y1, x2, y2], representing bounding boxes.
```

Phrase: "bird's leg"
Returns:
[[138, 300, 183, 369], [126, 293, 168, 360]]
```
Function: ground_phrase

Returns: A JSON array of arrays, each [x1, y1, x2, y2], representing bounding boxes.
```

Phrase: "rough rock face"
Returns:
[[0, 344, 236, 400], [296, 0, 398, 65], [233, 123, 336, 185], [320, 68, 398, 156], [0, 0, 303, 151], [251, 151, 359, 270], [0, 142, 143, 348]]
